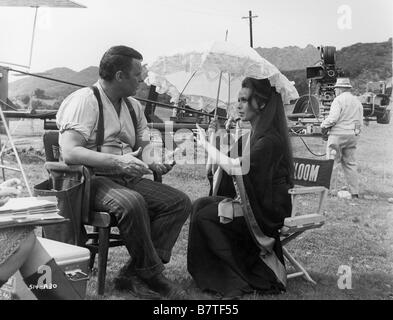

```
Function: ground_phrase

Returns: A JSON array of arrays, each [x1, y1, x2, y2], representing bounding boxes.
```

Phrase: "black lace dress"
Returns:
[[187, 131, 292, 296]]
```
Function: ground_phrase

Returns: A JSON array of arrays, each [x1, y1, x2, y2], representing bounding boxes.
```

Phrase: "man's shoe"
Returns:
[[113, 274, 161, 300], [142, 273, 189, 300]]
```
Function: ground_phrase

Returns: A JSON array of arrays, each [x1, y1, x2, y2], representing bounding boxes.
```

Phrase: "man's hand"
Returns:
[[321, 127, 330, 141], [116, 148, 152, 177], [0, 178, 22, 206], [148, 162, 173, 176]]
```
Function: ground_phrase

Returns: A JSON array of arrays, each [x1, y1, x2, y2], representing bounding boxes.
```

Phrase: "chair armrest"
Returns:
[[280, 214, 325, 238], [45, 162, 86, 174], [284, 214, 325, 228], [44, 161, 93, 225], [289, 186, 327, 195]]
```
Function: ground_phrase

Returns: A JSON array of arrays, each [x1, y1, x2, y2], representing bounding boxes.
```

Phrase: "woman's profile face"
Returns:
[[237, 88, 258, 121]]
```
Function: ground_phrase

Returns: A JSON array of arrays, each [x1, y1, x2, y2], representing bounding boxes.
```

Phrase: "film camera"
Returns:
[[305, 46, 391, 124], [289, 46, 344, 129], [306, 46, 345, 109]]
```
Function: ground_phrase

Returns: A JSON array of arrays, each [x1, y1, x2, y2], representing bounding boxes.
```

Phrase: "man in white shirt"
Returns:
[[57, 46, 191, 299], [321, 77, 363, 198]]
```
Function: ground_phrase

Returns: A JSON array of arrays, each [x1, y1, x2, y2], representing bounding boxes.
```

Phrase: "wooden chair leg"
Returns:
[[89, 227, 99, 270], [283, 247, 317, 285], [97, 227, 110, 295], [89, 252, 96, 270]]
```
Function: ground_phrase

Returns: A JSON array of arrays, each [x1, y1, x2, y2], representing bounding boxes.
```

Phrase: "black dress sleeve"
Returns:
[[243, 136, 285, 236]]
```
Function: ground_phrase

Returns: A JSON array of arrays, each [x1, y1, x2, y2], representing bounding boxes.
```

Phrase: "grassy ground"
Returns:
[[2, 120, 393, 300]]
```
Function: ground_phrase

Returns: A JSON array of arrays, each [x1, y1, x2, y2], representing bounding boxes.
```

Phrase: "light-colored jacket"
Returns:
[[321, 91, 363, 135]]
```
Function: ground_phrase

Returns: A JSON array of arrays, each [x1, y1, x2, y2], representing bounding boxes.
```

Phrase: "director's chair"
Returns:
[[212, 157, 333, 285], [280, 157, 333, 284]]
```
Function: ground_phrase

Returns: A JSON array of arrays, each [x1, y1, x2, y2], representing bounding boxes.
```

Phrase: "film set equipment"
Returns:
[[306, 46, 345, 111]]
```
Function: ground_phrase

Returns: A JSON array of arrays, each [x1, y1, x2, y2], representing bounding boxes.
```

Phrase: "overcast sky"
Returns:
[[0, 0, 392, 76]]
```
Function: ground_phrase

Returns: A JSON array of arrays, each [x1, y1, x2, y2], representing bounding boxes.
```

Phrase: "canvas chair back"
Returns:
[[292, 157, 334, 189]]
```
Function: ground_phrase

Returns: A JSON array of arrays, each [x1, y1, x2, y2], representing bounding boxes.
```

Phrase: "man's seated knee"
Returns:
[[108, 191, 147, 220]]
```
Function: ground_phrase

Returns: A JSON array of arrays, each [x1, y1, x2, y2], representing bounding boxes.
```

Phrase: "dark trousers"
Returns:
[[91, 176, 191, 279], [187, 196, 284, 296]]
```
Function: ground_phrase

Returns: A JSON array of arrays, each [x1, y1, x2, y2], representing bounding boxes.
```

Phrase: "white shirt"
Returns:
[[321, 91, 363, 135], [56, 81, 149, 155]]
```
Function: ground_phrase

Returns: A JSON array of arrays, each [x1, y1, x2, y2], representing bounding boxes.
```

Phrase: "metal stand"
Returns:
[[0, 103, 33, 196], [283, 247, 317, 285]]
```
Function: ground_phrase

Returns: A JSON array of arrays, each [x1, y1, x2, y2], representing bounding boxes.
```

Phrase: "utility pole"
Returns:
[[242, 10, 258, 48]]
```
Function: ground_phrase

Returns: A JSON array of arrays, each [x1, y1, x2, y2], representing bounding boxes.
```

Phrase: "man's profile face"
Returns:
[[121, 59, 143, 96], [334, 87, 343, 97]]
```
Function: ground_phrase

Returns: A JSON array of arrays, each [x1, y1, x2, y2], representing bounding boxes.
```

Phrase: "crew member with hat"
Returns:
[[321, 77, 363, 198]]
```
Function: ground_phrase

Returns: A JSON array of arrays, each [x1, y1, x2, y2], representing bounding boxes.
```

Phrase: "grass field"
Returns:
[[2, 119, 393, 300]]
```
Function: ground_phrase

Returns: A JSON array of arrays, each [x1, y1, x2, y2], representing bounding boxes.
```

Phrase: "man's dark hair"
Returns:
[[99, 46, 143, 81]]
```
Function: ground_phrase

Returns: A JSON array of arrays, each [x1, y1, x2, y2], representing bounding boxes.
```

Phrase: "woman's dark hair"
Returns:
[[242, 78, 272, 108], [99, 46, 143, 81], [242, 77, 294, 185]]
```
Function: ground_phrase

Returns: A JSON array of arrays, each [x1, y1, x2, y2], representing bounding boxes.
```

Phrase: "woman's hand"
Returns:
[[207, 116, 219, 133], [195, 125, 243, 176], [225, 117, 238, 131], [195, 124, 208, 148], [0, 178, 23, 189], [0, 178, 22, 206]]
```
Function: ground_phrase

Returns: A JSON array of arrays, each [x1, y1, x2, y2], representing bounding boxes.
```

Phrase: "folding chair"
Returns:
[[280, 157, 333, 284], [40, 131, 162, 295]]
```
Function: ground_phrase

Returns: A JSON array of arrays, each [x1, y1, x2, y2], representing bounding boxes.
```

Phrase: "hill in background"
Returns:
[[255, 44, 320, 71], [9, 65, 168, 112], [10, 67, 86, 98], [9, 39, 392, 110], [261, 39, 392, 96], [337, 39, 392, 93]]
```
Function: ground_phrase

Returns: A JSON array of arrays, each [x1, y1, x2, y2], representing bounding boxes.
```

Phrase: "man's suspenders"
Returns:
[[123, 98, 138, 137], [90, 86, 138, 152], [90, 86, 104, 152]]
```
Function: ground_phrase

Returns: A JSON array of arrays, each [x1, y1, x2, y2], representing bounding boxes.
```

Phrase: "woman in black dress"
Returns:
[[187, 77, 294, 299]]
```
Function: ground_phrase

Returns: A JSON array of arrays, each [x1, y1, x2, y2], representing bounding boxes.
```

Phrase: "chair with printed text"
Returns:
[[212, 157, 333, 286], [280, 157, 333, 284]]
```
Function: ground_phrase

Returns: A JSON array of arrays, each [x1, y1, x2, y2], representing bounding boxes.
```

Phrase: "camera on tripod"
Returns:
[[306, 46, 345, 108]]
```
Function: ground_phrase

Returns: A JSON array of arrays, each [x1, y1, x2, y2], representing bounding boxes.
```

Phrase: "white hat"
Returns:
[[334, 77, 352, 88]]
